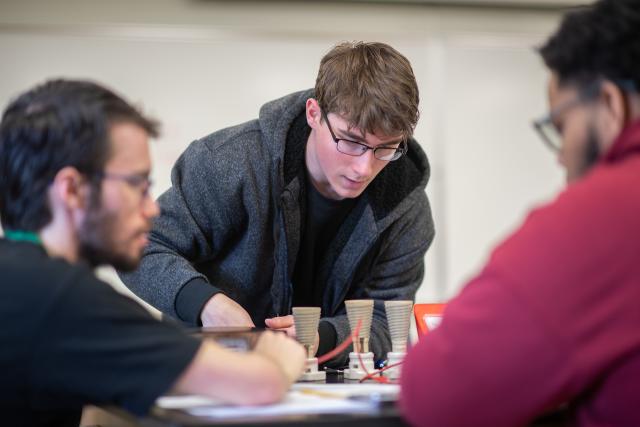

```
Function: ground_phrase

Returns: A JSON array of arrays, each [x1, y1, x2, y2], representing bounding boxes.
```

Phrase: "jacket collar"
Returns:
[[604, 118, 640, 163]]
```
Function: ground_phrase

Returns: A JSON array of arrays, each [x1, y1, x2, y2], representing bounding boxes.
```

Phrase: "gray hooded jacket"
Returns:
[[120, 90, 435, 366]]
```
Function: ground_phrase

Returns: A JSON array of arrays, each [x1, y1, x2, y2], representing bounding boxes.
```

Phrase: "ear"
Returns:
[[597, 80, 629, 145], [306, 98, 323, 129], [49, 166, 90, 212]]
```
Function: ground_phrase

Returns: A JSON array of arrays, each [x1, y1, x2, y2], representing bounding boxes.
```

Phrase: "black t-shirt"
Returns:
[[292, 179, 355, 308], [0, 239, 201, 427]]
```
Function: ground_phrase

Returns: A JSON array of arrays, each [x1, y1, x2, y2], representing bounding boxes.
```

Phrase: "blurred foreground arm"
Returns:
[[174, 330, 306, 405]]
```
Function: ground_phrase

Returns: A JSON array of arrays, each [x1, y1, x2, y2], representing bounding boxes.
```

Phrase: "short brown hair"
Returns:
[[315, 41, 419, 140]]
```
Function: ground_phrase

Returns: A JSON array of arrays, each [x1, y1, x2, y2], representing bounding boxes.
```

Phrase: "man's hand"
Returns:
[[265, 315, 319, 356], [253, 330, 306, 384], [200, 293, 255, 328]]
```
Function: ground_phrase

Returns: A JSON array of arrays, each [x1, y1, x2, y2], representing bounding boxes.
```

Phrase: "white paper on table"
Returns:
[[156, 395, 224, 409], [291, 383, 400, 399], [156, 383, 399, 419]]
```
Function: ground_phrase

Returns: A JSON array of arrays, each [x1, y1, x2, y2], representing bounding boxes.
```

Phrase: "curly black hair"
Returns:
[[539, 0, 640, 90]]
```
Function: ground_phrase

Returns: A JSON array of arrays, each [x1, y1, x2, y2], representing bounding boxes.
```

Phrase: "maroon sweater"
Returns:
[[401, 120, 640, 427]]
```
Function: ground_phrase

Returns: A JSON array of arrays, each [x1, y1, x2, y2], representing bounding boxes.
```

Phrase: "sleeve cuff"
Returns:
[[316, 320, 337, 357], [175, 277, 222, 326]]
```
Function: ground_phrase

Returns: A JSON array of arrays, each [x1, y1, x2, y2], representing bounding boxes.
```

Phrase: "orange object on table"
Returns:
[[413, 303, 446, 337]]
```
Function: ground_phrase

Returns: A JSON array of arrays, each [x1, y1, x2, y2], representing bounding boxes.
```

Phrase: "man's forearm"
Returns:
[[175, 277, 223, 325]]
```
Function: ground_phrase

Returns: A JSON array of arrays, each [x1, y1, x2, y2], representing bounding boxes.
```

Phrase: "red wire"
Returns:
[[316, 319, 363, 365], [350, 327, 389, 384], [315, 319, 402, 385], [355, 345, 375, 380], [358, 361, 404, 383]]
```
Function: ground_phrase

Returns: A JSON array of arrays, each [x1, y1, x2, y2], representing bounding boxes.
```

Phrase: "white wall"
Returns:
[[0, 0, 567, 314]]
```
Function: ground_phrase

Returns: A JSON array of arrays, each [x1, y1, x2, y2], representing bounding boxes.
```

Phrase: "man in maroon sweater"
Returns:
[[400, 1, 640, 426]]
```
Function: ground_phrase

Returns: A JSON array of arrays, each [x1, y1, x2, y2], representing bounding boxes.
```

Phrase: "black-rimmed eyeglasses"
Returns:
[[322, 110, 407, 161], [532, 79, 637, 152]]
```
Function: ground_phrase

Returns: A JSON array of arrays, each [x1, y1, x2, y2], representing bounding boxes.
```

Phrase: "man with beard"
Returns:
[[0, 79, 305, 427], [400, 1, 640, 426]]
